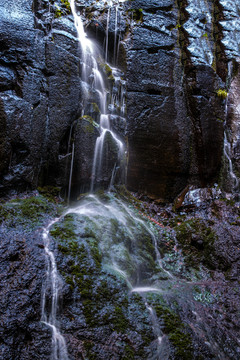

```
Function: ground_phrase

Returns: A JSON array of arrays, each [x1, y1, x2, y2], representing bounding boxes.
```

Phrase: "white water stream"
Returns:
[[41, 218, 69, 360], [70, 0, 126, 194], [41, 1, 127, 358]]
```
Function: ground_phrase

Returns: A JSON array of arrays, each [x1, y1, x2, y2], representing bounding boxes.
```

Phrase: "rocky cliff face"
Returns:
[[0, 0, 83, 196], [125, 0, 240, 199], [0, 0, 239, 199]]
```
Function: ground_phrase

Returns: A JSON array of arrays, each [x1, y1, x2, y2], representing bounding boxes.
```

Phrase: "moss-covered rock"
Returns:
[[174, 218, 217, 269]]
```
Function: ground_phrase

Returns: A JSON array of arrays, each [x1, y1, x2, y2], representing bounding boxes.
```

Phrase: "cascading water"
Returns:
[[69, 0, 126, 195], [223, 131, 239, 190], [41, 1, 127, 358], [223, 90, 239, 191], [40, 1, 233, 358], [41, 218, 69, 360]]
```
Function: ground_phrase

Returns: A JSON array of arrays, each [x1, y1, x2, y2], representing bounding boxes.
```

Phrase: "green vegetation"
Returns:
[[174, 218, 216, 269], [128, 8, 144, 22], [217, 89, 228, 99], [148, 295, 193, 359], [91, 102, 100, 114], [49, 206, 153, 359], [50, 214, 76, 240], [54, 0, 71, 18], [102, 63, 115, 81], [81, 115, 99, 134], [60, 0, 71, 11], [37, 186, 61, 202], [0, 195, 59, 227]]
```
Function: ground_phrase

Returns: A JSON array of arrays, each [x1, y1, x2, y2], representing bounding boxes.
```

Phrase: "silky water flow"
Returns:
[[41, 1, 128, 358], [40, 1, 226, 359]]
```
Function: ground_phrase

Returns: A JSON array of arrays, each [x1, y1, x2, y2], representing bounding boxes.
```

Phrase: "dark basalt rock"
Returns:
[[124, 0, 228, 200], [0, 193, 58, 360], [1, 191, 240, 359], [0, 0, 82, 195], [0, 0, 239, 199]]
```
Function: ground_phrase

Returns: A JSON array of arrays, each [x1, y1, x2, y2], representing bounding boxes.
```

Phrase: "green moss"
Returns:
[[154, 304, 193, 359], [60, 0, 71, 11], [16, 197, 49, 218], [81, 115, 99, 133], [175, 218, 216, 268], [0, 194, 61, 228], [55, 0, 71, 18], [50, 222, 76, 240], [100, 63, 115, 81], [37, 186, 61, 202], [90, 245, 102, 268], [111, 306, 129, 332], [128, 8, 144, 22], [122, 344, 135, 360], [83, 341, 97, 360], [91, 102, 100, 114], [217, 89, 228, 99], [50, 213, 78, 241], [54, 8, 62, 18], [0, 204, 14, 224]]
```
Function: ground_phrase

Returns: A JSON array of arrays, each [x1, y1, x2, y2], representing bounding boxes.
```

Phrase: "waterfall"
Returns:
[[223, 88, 239, 191], [41, 2, 127, 358], [70, 0, 126, 194], [41, 218, 69, 360], [223, 131, 239, 190]]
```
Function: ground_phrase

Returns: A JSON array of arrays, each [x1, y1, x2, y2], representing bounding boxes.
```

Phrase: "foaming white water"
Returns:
[[70, 0, 126, 192], [41, 219, 69, 360], [131, 287, 163, 293]]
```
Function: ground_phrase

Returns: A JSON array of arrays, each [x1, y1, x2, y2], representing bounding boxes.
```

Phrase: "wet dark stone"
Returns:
[[0, 225, 51, 360], [0, 0, 82, 195]]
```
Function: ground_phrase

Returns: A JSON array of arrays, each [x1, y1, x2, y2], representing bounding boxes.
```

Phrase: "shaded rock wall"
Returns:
[[0, 0, 239, 200], [125, 0, 236, 200], [0, 0, 82, 195]]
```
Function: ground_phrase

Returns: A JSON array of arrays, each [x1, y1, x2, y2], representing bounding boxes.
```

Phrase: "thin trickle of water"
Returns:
[[224, 132, 239, 190], [68, 142, 75, 204], [145, 302, 170, 360], [223, 89, 239, 191], [41, 219, 69, 360], [105, 6, 111, 62]]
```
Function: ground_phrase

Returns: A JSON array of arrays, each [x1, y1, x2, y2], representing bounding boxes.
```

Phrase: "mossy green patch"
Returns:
[[37, 186, 61, 202], [81, 115, 99, 134], [0, 195, 59, 227], [128, 8, 144, 22], [216, 89, 228, 99], [83, 341, 97, 360], [111, 306, 129, 332], [150, 298, 193, 359], [174, 218, 216, 269]]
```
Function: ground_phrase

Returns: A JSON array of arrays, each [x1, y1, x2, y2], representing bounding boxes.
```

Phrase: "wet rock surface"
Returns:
[[0, 0, 240, 199], [0, 191, 62, 360], [0, 0, 82, 195], [1, 188, 240, 359]]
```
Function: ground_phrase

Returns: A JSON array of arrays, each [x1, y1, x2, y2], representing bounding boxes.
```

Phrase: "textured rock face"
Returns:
[[0, 194, 57, 360], [0, 0, 239, 199], [125, 0, 236, 200], [0, 0, 82, 195], [1, 191, 240, 359]]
